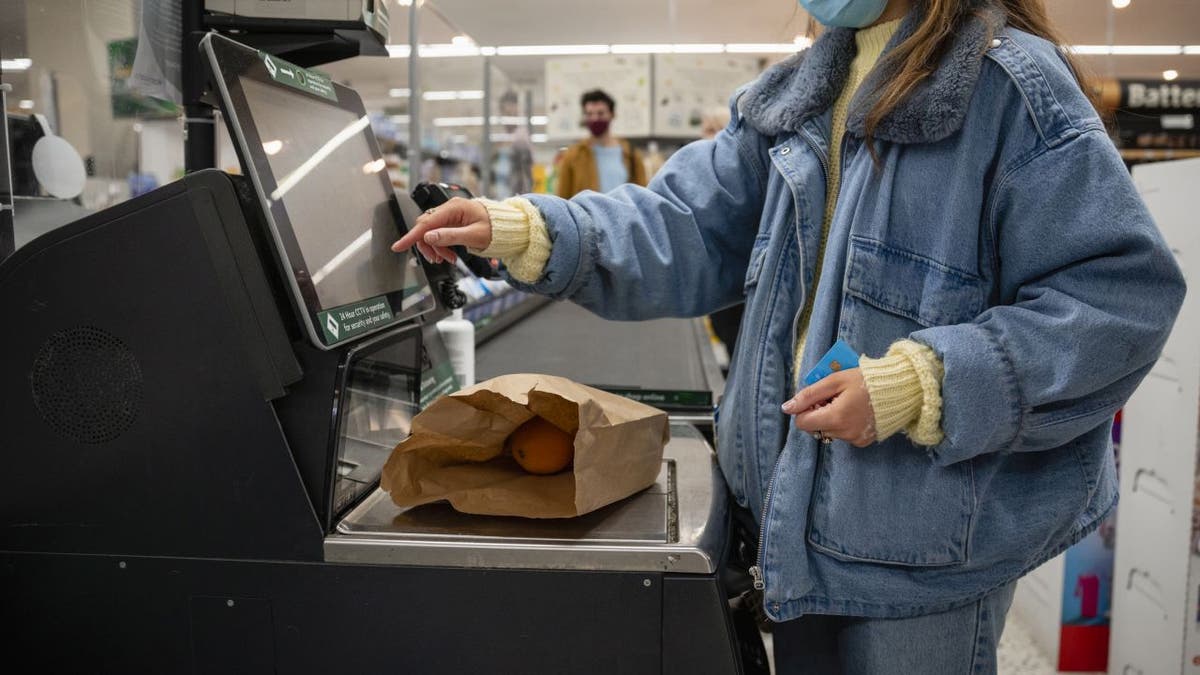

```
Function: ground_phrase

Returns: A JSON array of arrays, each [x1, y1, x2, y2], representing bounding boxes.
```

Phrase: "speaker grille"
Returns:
[[30, 326, 144, 444]]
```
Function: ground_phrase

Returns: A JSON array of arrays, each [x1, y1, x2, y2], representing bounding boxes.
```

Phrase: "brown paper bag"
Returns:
[[381, 373, 670, 518]]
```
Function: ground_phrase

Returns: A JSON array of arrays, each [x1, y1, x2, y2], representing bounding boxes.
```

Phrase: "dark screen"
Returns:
[[239, 76, 426, 311]]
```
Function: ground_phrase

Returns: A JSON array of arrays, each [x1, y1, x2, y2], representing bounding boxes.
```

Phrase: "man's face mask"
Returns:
[[586, 119, 611, 137]]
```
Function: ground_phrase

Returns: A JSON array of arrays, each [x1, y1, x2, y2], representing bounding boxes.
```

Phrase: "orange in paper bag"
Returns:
[[380, 373, 669, 519], [507, 417, 575, 475]]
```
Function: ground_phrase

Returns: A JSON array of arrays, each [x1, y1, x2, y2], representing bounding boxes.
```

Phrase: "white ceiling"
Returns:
[[325, 0, 1200, 111]]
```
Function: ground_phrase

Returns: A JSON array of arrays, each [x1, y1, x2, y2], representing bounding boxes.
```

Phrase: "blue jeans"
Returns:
[[772, 581, 1017, 674]]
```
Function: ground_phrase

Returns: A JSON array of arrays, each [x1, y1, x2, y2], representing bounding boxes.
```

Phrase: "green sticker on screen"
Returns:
[[318, 296, 394, 344], [259, 51, 337, 102]]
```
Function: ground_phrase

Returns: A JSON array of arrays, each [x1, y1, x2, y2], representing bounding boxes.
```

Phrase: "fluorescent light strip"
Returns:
[[420, 44, 482, 58], [422, 90, 484, 101], [1112, 45, 1183, 55], [270, 115, 371, 201], [531, 134, 549, 143], [497, 45, 610, 56], [1, 58, 32, 71], [1068, 44, 1190, 55], [386, 41, 1200, 59], [725, 43, 800, 53], [389, 88, 410, 98], [611, 44, 674, 54], [433, 116, 484, 127], [672, 44, 726, 54], [433, 115, 546, 127]]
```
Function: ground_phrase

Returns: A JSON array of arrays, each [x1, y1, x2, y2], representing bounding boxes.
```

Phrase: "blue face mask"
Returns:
[[799, 0, 889, 28]]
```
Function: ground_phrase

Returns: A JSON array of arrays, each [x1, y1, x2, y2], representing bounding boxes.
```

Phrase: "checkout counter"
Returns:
[[0, 33, 762, 674]]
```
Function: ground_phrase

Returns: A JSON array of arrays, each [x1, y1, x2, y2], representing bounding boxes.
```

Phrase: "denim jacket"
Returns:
[[509, 4, 1185, 619]]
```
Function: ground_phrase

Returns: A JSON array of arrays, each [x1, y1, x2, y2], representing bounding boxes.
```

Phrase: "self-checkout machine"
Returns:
[[0, 23, 765, 674]]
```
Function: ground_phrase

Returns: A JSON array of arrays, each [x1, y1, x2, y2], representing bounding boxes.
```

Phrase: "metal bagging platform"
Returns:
[[326, 423, 726, 574]]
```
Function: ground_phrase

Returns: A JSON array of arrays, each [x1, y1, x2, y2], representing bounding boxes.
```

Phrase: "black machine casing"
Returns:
[[0, 172, 765, 673]]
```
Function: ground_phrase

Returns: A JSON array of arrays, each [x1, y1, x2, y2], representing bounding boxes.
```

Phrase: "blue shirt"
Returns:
[[591, 144, 627, 193]]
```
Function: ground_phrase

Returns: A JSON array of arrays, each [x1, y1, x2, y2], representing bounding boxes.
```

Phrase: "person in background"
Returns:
[[554, 89, 647, 198], [396, 0, 1185, 671], [499, 90, 534, 196]]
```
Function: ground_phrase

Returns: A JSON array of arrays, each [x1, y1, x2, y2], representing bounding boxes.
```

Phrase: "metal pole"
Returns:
[[481, 56, 492, 196], [182, 0, 215, 172], [0, 83, 14, 259], [523, 89, 533, 136], [407, 0, 421, 187]]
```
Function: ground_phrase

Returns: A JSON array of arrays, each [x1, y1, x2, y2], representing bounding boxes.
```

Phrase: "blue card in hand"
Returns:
[[802, 339, 861, 386]]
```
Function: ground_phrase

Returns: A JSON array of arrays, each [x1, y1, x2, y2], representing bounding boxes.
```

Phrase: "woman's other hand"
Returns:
[[782, 370, 877, 448]]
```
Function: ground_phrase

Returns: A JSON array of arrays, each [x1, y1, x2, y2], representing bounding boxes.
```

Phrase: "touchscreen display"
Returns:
[[239, 76, 422, 311]]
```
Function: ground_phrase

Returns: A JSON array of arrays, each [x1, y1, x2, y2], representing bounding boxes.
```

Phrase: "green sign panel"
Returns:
[[318, 296, 394, 344], [600, 388, 713, 410], [420, 361, 459, 409], [259, 51, 337, 102]]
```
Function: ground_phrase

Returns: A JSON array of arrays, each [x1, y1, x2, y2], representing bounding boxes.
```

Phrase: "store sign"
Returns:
[[259, 51, 337, 102], [317, 296, 393, 344], [1123, 81, 1200, 110]]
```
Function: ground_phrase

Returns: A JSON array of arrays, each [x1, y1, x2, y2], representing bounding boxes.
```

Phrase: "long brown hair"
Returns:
[[864, 0, 1099, 146]]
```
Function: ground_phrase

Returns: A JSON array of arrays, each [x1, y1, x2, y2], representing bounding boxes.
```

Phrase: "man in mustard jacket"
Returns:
[[554, 89, 647, 198]]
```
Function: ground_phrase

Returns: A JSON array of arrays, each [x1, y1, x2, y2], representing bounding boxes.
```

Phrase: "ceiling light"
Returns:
[[451, 35, 474, 48], [1, 58, 32, 71], [423, 90, 484, 101], [530, 115, 548, 125], [434, 116, 485, 127], [18, 99, 34, 110], [389, 115, 410, 124], [794, 36, 814, 49], [671, 44, 726, 54], [480, 46, 497, 56], [496, 45, 609, 56], [1185, 46, 1200, 55], [725, 43, 801, 53], [531, 134, 548, 143], [389, 88, 410, 98], [1112, 45, 1182, 55], [611, 44, 675, 54], [1163, 69, 1180, 81], [419, 44, 482, 58], [1068, 45, 1184, 55], [386, 45, 411, 58], [262, 139, 283, 155], [1111, 0, 1131, 8]]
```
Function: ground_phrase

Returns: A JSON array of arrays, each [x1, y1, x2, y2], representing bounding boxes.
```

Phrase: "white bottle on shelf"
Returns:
[[436, 308, 475, 388]]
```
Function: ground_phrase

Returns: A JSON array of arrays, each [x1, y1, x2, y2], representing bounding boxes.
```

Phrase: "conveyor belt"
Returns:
[[476, 300, 718, 393]]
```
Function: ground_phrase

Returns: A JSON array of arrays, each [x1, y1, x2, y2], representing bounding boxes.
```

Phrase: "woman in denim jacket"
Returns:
[[395, 0, 1185, 671]]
